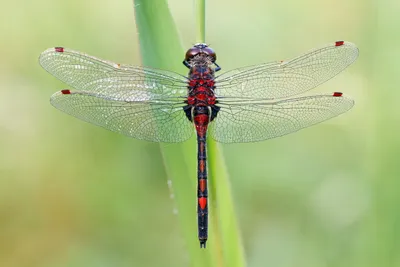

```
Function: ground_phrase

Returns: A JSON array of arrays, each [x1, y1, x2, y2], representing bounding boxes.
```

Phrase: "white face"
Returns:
[[190, 53, 214, 68]]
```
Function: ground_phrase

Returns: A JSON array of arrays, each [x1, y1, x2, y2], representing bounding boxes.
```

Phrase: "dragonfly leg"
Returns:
[[183, 60, 191, 69], [214, 62, 221, 72]]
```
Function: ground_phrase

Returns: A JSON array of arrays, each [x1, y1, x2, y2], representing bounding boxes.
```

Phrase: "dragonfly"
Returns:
[[39, 41, 358, 248]]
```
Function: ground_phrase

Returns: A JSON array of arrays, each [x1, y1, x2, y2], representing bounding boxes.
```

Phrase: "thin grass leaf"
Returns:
[[133, 0, 214, 266]]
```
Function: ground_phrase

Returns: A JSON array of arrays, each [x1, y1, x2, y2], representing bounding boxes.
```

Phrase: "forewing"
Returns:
[[40, 47, 193, 142], [50, 91, 194, 142], [215, 41, 358, 99], [39, 47, 188, 100], [209, 93, 354, 143]]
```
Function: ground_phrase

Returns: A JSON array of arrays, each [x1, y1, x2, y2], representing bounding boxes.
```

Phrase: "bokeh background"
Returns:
[[1, 0, 399, 266]]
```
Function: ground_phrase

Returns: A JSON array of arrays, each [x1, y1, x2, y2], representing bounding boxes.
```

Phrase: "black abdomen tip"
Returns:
[[200, 240, 207, 248]]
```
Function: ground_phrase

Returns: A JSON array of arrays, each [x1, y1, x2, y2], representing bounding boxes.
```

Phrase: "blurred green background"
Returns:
[[1, 0, 399, 266]]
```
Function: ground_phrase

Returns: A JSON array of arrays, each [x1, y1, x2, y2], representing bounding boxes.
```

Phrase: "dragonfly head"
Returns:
[[185, 43, 217, 67]]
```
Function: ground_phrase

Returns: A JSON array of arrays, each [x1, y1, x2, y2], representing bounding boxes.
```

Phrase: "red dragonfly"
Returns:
[[39, 41, 358, 248]]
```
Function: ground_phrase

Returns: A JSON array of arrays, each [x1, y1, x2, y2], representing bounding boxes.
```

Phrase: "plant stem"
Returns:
[[196, 0, 205, 43], [134, 1, 212, 266], [195, 0, 247, 266]]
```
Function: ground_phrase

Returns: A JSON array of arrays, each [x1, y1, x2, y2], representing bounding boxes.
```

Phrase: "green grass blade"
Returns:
[[134, 1, 246, 265], [208, 141, 247, 267], [133, 1, 213, 265], [196, 0, 205, 43]]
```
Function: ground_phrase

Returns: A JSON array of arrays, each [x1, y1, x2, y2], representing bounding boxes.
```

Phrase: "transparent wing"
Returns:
[[50, 91, 194, 142], [215, 41, 358, 99], [40, 47, 193, 142], [209, 93, 354, 143], [39, 47, 188, 100]]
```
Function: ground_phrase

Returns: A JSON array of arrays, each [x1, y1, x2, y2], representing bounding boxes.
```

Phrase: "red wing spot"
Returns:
[[333, 92, 343, 97], [55, 47, 64, 53], [335, 41, 344, 47], [61, 89, 71, 95], [199, 197, 207, 209]]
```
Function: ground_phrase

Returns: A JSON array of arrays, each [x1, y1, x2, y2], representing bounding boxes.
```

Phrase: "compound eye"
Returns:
[[185, 47, 201, 61], [203, 47, 216, 62]]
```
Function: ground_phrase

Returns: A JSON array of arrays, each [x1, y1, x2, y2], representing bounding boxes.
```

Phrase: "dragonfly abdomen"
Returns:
[[197, 132, 208, 248], [193, 106, 209, 248]]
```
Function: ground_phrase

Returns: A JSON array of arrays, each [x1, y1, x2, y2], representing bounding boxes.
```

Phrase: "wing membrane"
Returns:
[[40, 47, 193, 142], [215, 41, 358, 99], [51, 91, 193, 142], [39, 47, 188, 100], [209, 94, 354, 143]]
